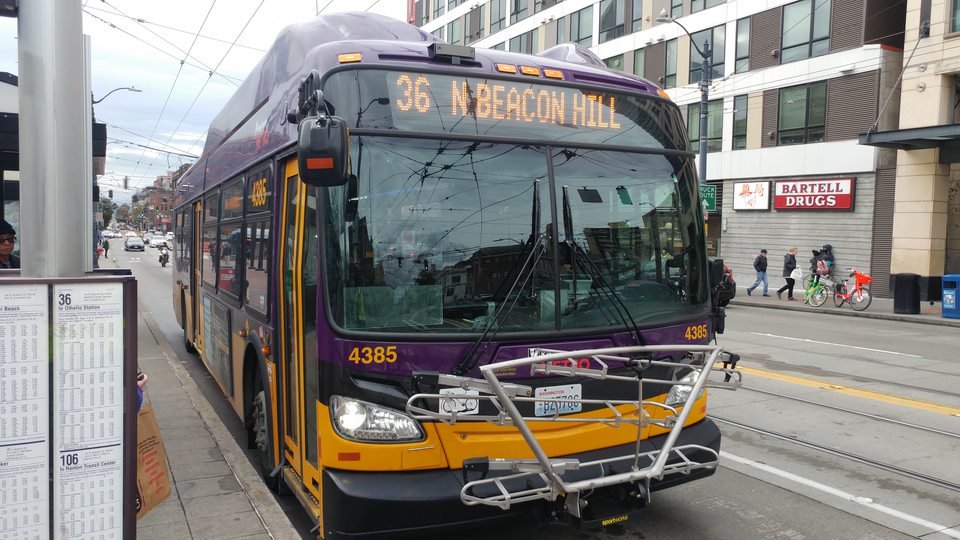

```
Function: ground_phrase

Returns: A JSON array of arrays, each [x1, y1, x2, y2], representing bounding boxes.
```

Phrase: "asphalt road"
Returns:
[[114, 246, 960, 539]]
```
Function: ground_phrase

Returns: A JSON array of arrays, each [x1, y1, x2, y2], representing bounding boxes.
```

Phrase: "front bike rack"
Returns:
[[406, 345, 741, 518]]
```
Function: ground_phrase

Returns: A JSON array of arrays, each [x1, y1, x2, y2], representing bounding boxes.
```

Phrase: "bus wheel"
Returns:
[[247, 376, 280, 492]]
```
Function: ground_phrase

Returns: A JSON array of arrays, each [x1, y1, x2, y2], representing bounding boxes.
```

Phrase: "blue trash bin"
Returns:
[[943, 274, 960, 319]]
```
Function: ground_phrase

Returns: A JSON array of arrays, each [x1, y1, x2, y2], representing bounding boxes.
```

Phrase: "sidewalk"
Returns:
[[728, 286, 960, 328], [133, 304, 301, 538]]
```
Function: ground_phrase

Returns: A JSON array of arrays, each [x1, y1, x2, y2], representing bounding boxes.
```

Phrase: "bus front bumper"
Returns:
[[321, 418, 721, 539]]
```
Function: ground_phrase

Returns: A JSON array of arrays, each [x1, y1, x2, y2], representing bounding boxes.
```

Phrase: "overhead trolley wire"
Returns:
[[129, 0, 218, 181]]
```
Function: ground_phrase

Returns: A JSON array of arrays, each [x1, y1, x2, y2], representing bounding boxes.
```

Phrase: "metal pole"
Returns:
[[698, 40, 711, 185], [18, 0, 87, 277]]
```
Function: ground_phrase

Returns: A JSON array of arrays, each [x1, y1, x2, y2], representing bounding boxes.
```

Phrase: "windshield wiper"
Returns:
[[561, 186, 646, 347], [453, 180, 545, 376]]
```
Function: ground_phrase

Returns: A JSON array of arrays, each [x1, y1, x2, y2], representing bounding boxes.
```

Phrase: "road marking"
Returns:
[[721, 451, 960, 539], [750, 332, 922, 358], [734, 366, 960, 417]]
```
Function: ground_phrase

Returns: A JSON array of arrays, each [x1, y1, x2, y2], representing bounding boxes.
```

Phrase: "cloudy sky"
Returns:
[[0, 0, 406, 204]]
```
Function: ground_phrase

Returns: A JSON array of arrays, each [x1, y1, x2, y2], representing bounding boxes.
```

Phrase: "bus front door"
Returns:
[[188, 201, 202, 349], [279, 157, 322, 505]]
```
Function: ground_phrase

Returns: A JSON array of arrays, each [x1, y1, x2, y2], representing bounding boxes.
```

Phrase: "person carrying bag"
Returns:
[[777, 247, 799, 300]]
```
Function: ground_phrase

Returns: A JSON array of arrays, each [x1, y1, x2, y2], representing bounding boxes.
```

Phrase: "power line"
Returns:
[[83, 4, 266, 53], [108, 137, 199, 159], [142, 0, 266, 175]]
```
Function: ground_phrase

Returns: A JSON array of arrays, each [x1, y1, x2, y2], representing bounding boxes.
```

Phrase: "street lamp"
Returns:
[[656, 10, 711, 184], [92, 86, 142, 104]]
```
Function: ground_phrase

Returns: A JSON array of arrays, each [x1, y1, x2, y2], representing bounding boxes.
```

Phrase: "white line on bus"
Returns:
[[721, 451, 960, 539], [749, 332, 922, 358]]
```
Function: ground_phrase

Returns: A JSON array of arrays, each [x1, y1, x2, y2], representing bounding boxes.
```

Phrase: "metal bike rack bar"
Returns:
[[405, 345, 741, 517]]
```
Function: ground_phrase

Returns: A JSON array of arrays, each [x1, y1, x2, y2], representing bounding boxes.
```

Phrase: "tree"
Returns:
[[115, 204, 131, 225], [100, 196, 116, 228]]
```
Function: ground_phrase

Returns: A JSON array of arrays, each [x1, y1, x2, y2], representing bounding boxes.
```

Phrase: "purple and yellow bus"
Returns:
[[172, 12, 739, 539]]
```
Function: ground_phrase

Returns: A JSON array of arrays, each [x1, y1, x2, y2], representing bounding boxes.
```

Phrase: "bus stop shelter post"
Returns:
[[17, 0, 87, 277]]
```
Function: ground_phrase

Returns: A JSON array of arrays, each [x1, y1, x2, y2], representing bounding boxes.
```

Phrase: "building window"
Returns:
[[492, 41, 506, 50], [778, 82, 826, 145], [431, 26, 445, 41], [633, 47, 645, 77], [448, 18, 463, 45], [449, 0, 460, 7], [691, 0, 724, 13], [670, 0, 682, 18], [781, 0, 831, 64], [689, 25, 725, 83], [733, 95, 748, 149], [735, 17, 750, 73], [604, 54, 625, 71], [599, 0, 625, 43], [510, 0, 528, 24], [491, 0, 506, 33], [954, 1, 960, 33], [415, 0, 428, 25], [556, 14, 567, 42], [509, 31, 528, 52], [465, 5, 484, 43], [434, 0, 446, 19], [687, 99, 723, 152], [571, 6, 594, 46], [664, 38, 677, 88], [632, 0, 643, 32]]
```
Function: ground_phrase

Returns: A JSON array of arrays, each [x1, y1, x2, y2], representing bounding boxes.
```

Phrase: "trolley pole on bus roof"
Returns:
[[656, 11, 711, 185], [17, 0, 88, 276]]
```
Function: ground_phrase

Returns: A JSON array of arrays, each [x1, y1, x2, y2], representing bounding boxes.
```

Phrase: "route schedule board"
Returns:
[[0, 277, 137, 540]]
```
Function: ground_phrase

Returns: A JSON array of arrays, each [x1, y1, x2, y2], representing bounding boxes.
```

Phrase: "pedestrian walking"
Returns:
[[102, 238, 110, 258], [746, 249, 769, 296], [777, 247, 798, 300]]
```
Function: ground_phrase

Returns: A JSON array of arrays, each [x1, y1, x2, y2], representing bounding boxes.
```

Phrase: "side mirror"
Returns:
[[709, 258, 725, 290], [297, 114, 349, 187]]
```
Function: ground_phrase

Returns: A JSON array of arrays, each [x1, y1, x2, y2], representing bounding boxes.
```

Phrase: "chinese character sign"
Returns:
[[733, 181, 770, 210]]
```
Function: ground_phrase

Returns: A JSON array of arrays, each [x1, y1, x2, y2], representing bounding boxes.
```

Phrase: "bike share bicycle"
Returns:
[[833, 267, 873, 311]]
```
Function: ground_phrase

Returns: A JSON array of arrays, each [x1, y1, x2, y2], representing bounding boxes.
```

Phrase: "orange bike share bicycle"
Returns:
[[833, 267, 873, 311]]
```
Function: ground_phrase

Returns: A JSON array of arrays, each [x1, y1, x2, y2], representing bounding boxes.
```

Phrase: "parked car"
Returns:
[[125, 237, 145, 252]]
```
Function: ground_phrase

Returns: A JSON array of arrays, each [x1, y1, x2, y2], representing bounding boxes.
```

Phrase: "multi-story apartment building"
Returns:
[[860, 0, 960, 301], [414, 0, 913, 297]]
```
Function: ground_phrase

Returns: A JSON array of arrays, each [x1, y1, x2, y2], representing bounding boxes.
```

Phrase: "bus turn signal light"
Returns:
[[339, 452, 361, 461], [543, 69, 564, 79], [519, 66, 540, 76], [306, 157, 334, 170], [657, 88, 671, 100], [261, 345, 272, 356], [338, 53, 362, 63], [496, 63, 518, 74]]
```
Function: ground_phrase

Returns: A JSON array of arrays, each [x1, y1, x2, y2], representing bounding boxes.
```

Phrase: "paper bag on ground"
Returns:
[[136, 404, 171, 519]]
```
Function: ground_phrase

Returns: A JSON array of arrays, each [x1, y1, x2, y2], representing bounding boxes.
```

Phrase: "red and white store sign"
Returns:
[[774, 178, 855, 210]]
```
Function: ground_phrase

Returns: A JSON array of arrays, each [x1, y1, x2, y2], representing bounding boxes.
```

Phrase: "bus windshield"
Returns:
[[322, 137, 708, 334]]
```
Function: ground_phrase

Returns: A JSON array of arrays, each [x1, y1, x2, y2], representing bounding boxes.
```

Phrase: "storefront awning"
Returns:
[[859, 124, 960, 163]]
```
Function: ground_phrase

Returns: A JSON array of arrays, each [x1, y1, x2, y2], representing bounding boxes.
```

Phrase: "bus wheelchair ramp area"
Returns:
[[405, 345, 742, 522]]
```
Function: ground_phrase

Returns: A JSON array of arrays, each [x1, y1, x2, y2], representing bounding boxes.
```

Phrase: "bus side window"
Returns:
[[245, 219, 271, 314]]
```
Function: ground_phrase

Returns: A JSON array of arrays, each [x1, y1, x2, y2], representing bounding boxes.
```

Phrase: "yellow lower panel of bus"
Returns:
[[318, 395, 707, 472]]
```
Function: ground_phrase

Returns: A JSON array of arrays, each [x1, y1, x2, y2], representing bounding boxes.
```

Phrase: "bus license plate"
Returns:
[[534, 384, 582, 417]]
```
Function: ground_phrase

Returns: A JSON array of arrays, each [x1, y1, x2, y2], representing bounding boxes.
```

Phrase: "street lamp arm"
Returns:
[[660, 17, 707, 59], [93, 86, 142, 104]]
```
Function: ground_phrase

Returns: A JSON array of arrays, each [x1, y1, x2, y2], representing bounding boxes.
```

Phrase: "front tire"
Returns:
[[810, 285, 829, 307], [246, 377, 280, 493], [850, 286, 872, 311]]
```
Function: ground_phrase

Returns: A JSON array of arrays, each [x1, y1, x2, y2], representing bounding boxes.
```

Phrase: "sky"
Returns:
[[0, 0, 406, 205]]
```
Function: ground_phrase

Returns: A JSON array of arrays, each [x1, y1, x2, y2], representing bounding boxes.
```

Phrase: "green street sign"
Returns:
[[699, 185, 717, 212]]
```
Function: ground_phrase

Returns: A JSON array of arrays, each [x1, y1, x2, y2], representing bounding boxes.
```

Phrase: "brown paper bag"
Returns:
[[136, 404, 172, 519]]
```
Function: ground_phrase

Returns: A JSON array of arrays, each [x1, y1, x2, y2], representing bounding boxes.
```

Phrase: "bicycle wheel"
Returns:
[[809, 285, 829, 307], [850, 286, 872, 311], [833, 283, 847, 307]]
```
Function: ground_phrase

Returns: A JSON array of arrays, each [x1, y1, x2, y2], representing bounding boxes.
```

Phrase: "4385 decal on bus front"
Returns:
[[683, 324, 708, 341], [348, 346, 398, 364]]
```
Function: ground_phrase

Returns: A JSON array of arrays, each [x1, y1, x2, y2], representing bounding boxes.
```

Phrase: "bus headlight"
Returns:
[[665, 370, 705, 407], [331, 395, 424, 442]]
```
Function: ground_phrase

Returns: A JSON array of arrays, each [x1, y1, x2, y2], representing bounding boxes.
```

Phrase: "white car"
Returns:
[[149, 236, 168, 249], [166, 232, 174, 241]]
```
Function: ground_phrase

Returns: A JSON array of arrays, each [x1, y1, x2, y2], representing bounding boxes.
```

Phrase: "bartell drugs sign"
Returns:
[[774, 178, 855, 210]]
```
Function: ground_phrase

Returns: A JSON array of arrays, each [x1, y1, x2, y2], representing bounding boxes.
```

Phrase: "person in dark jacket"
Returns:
[[746, 249, 769, 296], [777, 247, 798, 300], [0, 219, 20, 269]]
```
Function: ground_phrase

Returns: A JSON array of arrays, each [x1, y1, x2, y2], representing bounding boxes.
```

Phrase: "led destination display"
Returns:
[[328, 69, 685, 150]]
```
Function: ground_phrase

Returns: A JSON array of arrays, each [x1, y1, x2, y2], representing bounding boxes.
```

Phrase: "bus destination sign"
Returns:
[[389, 72, 624, 132]]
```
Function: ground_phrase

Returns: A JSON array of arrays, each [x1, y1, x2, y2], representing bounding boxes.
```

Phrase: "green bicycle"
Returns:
[[802, 273, 835, 307]]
